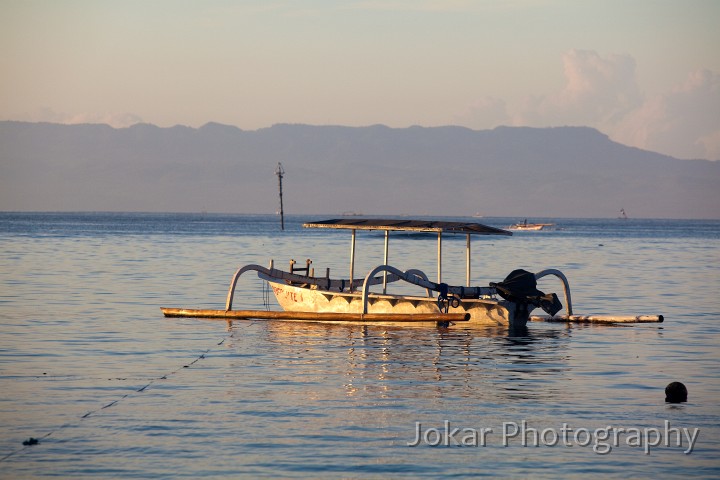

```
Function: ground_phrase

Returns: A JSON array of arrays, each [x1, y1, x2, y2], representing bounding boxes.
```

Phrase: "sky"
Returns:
[[2, 0, 719, 160]]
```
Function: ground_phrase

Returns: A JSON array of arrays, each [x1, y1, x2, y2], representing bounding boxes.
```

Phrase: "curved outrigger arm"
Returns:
[[361, 265, 433, 314], [227, 264, 268, 310], [535, 268, 573, 315], [361, 265, 496, 314], [225, 263, 418, 310]]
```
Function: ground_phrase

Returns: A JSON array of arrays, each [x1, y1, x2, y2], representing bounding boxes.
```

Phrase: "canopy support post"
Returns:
[[349, 229, 356, 291], [466, 234, 471, 287], [437, 231, 442, 284], [383, 230, 389, 294]]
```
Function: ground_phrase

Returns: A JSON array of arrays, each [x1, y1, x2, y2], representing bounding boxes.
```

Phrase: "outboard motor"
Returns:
[[491, 269, 563, 317]]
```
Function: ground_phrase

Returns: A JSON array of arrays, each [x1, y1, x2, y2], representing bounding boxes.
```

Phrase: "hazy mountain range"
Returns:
[[1, 121, 718, 218]]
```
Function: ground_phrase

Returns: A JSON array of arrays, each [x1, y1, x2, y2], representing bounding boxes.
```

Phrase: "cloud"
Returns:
[[512, 49, 642, 127], [23, 108, 143, 128], [613, 69, 720, 159], [462, 50, 720, 160]]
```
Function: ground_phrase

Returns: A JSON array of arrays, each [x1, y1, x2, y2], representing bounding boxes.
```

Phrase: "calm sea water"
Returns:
[[1, 213, 719, 478]]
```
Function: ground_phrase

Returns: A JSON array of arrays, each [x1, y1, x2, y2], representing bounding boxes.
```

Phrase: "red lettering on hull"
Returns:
[[271, 285, 304, 303]]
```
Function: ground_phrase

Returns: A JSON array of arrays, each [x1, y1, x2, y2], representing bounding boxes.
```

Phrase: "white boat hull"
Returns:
[[510, 225, 543, 231], [268, 281, 530, 327]]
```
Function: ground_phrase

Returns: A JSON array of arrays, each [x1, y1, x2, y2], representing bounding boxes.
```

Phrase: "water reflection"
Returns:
[[226, 320, 571, 405]]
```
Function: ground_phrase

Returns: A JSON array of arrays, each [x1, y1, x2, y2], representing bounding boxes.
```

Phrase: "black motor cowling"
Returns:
[[490, 269, 563, 316]]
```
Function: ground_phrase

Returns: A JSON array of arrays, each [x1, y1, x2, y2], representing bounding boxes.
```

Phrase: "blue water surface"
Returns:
[[0, 213, 719, 478]]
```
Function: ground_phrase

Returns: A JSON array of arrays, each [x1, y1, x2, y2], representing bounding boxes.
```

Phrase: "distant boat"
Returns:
[[619, 208, 628, 220], [508, 219, 555, 231]]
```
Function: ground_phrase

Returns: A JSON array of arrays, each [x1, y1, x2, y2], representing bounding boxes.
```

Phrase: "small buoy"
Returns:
[[665, 381, 688, 403], [22, 437, 39, 446]]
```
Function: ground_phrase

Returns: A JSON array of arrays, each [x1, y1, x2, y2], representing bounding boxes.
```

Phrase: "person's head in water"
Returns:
[[665, 382, 687, 403]]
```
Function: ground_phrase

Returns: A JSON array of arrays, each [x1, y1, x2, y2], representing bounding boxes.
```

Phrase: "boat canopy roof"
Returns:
[[303, 218, 512, 236]]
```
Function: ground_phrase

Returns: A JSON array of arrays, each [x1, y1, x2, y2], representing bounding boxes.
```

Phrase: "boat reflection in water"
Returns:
[[228, 320, 573, 405]]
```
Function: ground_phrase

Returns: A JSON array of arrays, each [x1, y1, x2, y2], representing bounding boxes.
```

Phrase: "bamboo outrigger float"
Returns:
[[162, 218, 663, 328]]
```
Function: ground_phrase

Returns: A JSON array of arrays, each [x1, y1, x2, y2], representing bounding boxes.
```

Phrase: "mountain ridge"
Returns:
[[1, 121, 718, 218]]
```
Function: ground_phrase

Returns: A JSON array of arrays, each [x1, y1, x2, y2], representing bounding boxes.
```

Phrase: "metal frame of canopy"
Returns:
[[302, 219, 512, 292]]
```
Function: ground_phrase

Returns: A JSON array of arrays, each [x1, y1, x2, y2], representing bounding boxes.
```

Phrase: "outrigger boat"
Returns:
[[162, 218, 663, 328], [508, 219, 555, 231]]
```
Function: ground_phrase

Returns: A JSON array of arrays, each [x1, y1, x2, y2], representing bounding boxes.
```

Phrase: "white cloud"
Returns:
[[463, 50, 720, 160], [512, 49, 642, 127], [613, 69, 720, 159], [22, 108, 143, 128]]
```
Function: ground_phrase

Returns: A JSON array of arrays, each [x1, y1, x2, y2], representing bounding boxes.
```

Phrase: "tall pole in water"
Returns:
[[275, 162, 285, 230]]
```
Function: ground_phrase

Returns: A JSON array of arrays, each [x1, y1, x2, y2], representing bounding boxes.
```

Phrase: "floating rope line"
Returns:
[[0, 332, 234, 463]]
